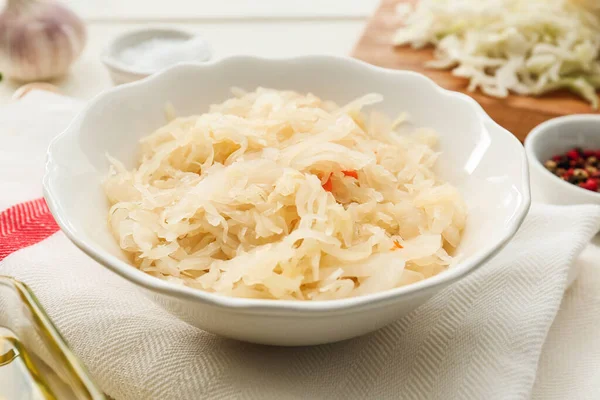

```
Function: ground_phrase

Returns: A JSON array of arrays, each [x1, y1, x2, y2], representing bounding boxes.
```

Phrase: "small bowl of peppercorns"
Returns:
[[525, 115, 600, 205]]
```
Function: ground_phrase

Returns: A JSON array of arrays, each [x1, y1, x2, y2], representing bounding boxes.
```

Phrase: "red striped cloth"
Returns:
[[0, 198, 59, 261]]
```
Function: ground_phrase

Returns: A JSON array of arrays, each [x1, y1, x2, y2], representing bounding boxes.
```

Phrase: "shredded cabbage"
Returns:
[[104, 88, 467, 300], [394, 0, 600, 108]]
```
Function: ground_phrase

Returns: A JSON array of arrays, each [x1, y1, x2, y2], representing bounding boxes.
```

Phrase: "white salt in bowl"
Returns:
[[101, 27, 212, 85], [44, 56, 530, 346]]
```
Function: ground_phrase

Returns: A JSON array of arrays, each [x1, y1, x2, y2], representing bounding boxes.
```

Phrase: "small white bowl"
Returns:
[[525, 115, 600, 205], [101, 27, 211, 85], [44, 56, 530, 346]]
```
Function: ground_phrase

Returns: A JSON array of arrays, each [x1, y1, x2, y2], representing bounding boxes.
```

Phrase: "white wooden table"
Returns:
[[0, 0, 379, 102]]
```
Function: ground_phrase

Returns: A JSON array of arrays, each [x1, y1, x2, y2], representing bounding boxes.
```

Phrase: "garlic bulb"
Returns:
[[0, 0, 86, 81]]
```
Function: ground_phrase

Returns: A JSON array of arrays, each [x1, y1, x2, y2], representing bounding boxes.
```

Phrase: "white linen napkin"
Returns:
[[533, 237, 600, 400], [2, 91, 600, 400]]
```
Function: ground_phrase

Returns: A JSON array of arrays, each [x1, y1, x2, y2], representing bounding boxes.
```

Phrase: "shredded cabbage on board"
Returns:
[[394, 0, 600, 108], [104, 88, 467, 300]]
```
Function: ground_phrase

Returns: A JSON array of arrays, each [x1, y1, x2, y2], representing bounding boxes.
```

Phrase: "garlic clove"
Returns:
[[12, 82, 60, 100], [0, 0, 87, 82]]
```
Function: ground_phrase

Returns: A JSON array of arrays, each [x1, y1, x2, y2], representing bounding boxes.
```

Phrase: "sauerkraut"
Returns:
[[394, 0, 600, 108], [104, 88, 466, 300]]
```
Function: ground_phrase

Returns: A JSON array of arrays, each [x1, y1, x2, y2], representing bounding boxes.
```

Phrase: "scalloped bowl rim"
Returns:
[[43, 55, 531, 316]]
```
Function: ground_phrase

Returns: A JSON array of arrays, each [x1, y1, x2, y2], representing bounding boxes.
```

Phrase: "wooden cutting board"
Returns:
[[352, 0, 599, 142]]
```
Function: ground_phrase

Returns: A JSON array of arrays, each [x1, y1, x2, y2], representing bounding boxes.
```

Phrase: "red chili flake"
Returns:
[[392, 240, 403, 250], [564, 168, 575, 178], [584, 150, 595, 157], [580, 179, 599, 192], [566, 149, 580, 160], [552, 155, 563, 162], [322, 173, 333, 192], [342, 170, 359, 179]]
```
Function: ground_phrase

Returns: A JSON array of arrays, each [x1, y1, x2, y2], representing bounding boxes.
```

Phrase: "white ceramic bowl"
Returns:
[[44, 56, 530, 346], [101, 27, 211, 85], [525, 115, 600, 205]]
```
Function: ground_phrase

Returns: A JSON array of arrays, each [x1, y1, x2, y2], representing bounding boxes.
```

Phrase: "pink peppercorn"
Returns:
[[566, 149, 580, 160], [580, 179, 598, 192]]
